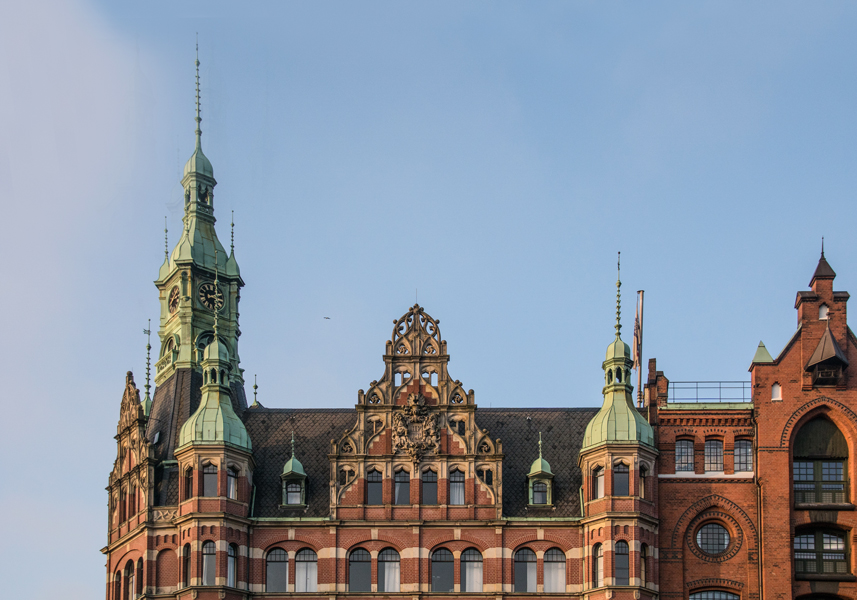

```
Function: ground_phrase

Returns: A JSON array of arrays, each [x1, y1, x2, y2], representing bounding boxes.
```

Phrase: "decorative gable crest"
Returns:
[[392, 393, 439, 462], [118, 371, 145, 431]]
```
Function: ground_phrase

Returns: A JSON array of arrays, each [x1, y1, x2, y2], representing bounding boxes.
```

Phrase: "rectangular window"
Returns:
[[735, 439, 753, 472], [422, 470, 438, 505], [203, 465, 218, 497], [450, 471, 465, 505], [227, 470, 238, 500], [795, 531, 848, 574], [394, 472, 410, 505], [366, 470, 383, 505], [794, 461, 847, 504], [613, 465, 629, 496], [676, 440, 695, 472], [705, 440, 724, 472]]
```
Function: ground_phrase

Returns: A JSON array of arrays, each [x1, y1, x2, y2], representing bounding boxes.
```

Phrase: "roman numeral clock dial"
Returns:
[[198, 282, 225, 312]]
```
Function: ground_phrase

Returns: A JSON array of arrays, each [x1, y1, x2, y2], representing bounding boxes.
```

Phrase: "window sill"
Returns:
[[796, 573, 857, 581], [794, 503, 854, 511], [278, 504, 307, 510]]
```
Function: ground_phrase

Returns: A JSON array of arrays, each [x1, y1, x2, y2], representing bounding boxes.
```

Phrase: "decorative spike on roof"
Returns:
[[283, 432, 306, 477], [183, 41, 213, 179], [751, 341, 774, 365], [528, 432, 553, 476], [810, 244, 836, 286]]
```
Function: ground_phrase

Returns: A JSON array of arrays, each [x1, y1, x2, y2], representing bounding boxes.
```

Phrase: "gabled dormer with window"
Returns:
[[280, 433, 307, 508]]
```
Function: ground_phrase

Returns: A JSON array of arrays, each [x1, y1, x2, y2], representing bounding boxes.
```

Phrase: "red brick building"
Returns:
[[103, 62, 857, 600]]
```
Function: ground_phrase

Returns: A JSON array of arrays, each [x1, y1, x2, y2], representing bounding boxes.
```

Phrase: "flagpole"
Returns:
[[636, 290, 644, 408]]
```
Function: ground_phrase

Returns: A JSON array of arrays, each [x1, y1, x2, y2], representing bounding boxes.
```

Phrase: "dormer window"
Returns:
[[819, 304, 829, 320]]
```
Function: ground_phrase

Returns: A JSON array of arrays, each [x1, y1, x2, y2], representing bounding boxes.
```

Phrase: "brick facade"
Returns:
[[104, 240, 857, 599]]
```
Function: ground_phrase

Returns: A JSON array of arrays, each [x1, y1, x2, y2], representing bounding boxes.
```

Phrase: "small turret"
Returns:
[[583, 254, 654, 449]]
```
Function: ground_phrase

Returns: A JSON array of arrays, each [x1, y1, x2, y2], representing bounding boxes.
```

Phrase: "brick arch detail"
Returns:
[[779, 396, 857, 447], [686, 577, 744, 590], [670, 494, 758, 551]]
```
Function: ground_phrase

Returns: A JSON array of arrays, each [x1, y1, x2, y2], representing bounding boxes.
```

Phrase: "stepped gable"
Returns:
[[245, 407, 357, 518], [478, 407, 599, 518]]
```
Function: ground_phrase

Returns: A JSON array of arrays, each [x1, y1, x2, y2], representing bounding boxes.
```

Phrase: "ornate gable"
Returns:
[[330, 305, 503, 518]]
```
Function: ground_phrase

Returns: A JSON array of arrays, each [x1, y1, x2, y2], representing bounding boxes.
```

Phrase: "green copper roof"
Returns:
[[582, 257, 654, 450], [751, 341, 774, 364], [528, 433, 552, 476], [283, 433, 306, 477], [178, 337, 251, 450]]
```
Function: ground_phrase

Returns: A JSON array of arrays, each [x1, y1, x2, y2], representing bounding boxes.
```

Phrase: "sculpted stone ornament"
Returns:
[[392, 393, 439, 463]]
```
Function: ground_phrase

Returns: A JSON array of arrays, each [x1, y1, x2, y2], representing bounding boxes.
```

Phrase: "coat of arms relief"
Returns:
[[392, 393, 439, 462]]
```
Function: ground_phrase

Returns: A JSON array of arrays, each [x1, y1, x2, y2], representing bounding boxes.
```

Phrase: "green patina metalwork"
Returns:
[[582, 256, 654, 450], [527, 432, 554, 506], [751, 341, 774, 364]]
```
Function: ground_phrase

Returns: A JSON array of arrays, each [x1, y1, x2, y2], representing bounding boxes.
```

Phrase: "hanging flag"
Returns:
[[632, 291, 643, 370]]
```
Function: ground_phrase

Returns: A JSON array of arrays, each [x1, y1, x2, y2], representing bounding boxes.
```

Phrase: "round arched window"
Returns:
[[696, 523, 730, 555]]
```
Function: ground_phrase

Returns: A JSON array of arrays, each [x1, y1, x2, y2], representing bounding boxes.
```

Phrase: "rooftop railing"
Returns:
[[667, 381, 752, 403]]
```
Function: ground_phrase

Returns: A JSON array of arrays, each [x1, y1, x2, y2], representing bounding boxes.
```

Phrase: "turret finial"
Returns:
[[194, 36, 202, 148], [143, 320, 152, 415], [291, 431, 296, 457], [538, 431, 543, 458], [822, 236, 825, 258], [164, 216, 169, 260], [231, 210, 234, 253], [252, 374, 259, 407], [213, 246, 219, 335], [615, 252, 622, 336]]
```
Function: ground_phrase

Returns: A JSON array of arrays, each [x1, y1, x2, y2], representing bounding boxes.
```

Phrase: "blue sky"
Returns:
[[2, 1, 856, 597]]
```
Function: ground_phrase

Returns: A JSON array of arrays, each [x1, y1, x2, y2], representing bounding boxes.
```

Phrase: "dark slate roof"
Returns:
[[244, 407, 358, 518], [242, 406, 600, 520], [810, 253, 836, 285], [476, 408, 599, 518], [146, 369, 247, 463]]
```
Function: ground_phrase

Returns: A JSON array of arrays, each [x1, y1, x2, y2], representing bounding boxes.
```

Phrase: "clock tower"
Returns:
[[147, 50, 246, 469]]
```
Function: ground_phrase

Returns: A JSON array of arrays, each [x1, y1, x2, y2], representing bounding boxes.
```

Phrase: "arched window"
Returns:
[[202, 541, 216, 586], [795, 529, 848, 574], [135, 559, 142, 598], [129, 484, 136, 516], [705, 439, 724, 472], [349, 548, 371, 592], [114, 571, 121, 600], [772, 382, 782, 401], [286, 482, 302, 505], [676, 439, 695, 472], [431, 548, 454, 592], [203, 464, 218, 497], [461, 548, 483, 592], [227, 544, 237, 587], [184, 467, 193, 500], [227, 467, 238, 500], [615, 541, 629, 585], [820, 303, 829, 320], [366, 468, 383, 505], [514, 548, 537, 592], [593, 467, 604, 499], [794, 416, 848, 504], [613, 463, 629, 496], [689, 593, 739, 600], [422, 469, 438, 505], [640, 544, 648, 586], [450, 469, 465, 505], [394, 470, 410, 505], [125, 561, 135, 600], [640, 465, 648, 499], [593, 544, 603, 587], [378, 548, 400, 592], [544, 548, 566, 593], [181, 544, 190, 589], [266, 548, 288, 592], [296, 549, 318, 592], [119, 490, 126, 522], [735, 439, 753, 471]]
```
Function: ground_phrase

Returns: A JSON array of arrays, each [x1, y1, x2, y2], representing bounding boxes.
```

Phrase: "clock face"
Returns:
[[198, 282, 224, 312], [168, 287, 180, 314]]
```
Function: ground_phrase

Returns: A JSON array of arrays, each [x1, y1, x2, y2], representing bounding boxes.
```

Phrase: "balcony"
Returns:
[[666, 381, 752, 404]]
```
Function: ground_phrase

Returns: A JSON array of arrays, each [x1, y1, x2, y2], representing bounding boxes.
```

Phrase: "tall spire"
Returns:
[[164, 216, 169, 260], [213, 246, 219, 335], [195, 36, 202, 149], [231, 210, 234, 253], [615, 251, 622, 337], [252, 374, 259, 407]]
